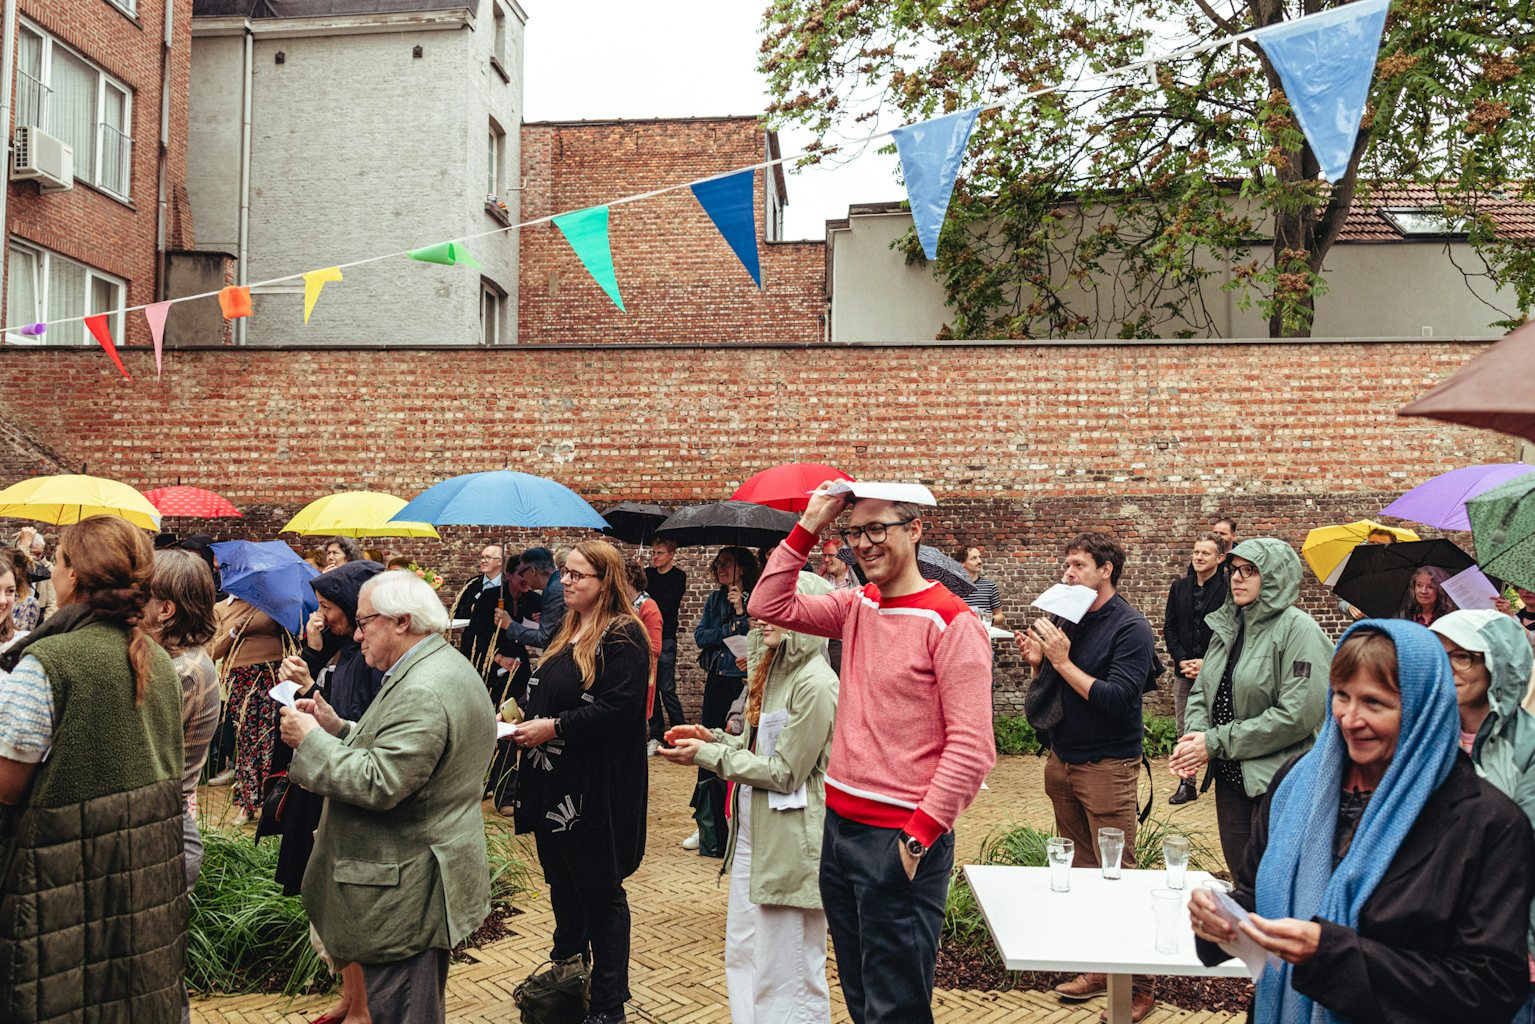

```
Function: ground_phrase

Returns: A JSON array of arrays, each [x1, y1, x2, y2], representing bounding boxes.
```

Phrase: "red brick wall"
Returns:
[[519, 118, 825, 344], [5, 0, 191, 346], [0, 338, 1510, 716]]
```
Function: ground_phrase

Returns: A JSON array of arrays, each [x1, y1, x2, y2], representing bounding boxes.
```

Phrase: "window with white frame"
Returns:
[[6, 241, 126, 346], [106, 0, 138, 17], [481, 280, 504, 345], [487, 121, 504, 197], [491, 2, 509, 74], [16, 22, 134, 199]]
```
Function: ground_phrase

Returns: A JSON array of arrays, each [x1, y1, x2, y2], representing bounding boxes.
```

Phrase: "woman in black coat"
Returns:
[[1190, 619, 1534, 1024], [509, 539, 650, 1024]]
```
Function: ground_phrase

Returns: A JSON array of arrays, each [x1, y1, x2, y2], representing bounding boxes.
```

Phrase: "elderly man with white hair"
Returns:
[[279, 569, 496, 1023]]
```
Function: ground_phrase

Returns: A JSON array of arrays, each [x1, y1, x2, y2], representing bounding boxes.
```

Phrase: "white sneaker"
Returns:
[[207, 768, 235, 787], [681, 830, 700, 850], [646, 739, 660, 757]]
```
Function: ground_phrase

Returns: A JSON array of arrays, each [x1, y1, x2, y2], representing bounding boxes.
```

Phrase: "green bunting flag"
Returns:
[[408, 242, 481, 268], [552, 205, 624, 311]]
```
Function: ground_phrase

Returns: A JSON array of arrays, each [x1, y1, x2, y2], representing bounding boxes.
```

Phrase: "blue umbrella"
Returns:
[[211, 539, 320, 635], [392, 470, 609, 530]]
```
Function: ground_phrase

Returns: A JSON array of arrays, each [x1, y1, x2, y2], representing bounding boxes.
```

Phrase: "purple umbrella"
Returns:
[[1380, 463, 1535, 532]]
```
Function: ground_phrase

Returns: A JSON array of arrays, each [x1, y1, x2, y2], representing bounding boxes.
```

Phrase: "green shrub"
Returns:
[[486, 823, 536, 904], [992, 714, 1043, 755], [1143, 714, 1180, 758]]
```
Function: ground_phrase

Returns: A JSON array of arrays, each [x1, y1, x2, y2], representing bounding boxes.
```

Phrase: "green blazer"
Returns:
[[289, 634, 496, 964]]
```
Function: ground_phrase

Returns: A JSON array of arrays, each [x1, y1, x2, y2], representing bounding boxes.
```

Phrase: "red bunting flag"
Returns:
[[83, 314, 132, 381], [218, 286, 253, 319]]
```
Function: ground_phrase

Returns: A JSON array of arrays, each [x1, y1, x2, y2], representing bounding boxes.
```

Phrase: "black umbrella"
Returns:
[[837, 544, 977, 599], [655, 500, 798, 548], [600, 502, 672, 545], [1333, 538, 1476, 619]]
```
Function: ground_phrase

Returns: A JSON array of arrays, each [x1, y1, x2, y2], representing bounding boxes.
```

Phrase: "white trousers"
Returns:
[[724, 786, 831, 1024]]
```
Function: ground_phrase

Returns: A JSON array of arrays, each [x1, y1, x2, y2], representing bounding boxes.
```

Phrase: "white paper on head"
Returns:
[[1030, 584, 1099, 624], [1209, 888, 1281, 980], [817, 480, 938, 506], [496, 721, 517, 740], [723, 634, 750, 659], [1441, 564, 1502, 611], [268, 680, 300, 709]]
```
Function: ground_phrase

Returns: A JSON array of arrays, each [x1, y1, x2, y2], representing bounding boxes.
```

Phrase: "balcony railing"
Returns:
[[15, 72, 48, 130], [97, 122, 132, 197]]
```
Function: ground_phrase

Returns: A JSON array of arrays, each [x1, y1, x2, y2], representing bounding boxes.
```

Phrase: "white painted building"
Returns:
[[185, 0, 525, 345]]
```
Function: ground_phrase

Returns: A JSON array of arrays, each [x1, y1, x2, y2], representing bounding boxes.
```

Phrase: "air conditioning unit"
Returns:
[[11, 126, 72, 192]]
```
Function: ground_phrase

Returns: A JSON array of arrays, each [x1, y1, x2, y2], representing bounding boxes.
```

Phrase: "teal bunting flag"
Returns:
[[553, 205, 624, 311]]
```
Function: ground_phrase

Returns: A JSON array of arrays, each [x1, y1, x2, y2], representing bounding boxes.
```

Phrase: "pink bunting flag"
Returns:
[[143, 301, 172, 379], [84, 315, 132, 381]]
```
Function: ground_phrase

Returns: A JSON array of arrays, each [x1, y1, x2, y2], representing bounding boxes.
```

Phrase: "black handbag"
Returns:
[[513, 958, 590, 1024], [253, 770, 291, 840]]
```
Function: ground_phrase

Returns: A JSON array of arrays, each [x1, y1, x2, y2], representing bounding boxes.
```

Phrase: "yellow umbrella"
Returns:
[[0, 474, 161, 531], [281, 491, 440, 539], [1301, 519, 1420, 583]]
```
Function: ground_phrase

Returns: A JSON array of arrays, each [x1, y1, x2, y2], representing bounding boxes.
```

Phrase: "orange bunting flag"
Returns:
[[84, 314, 132, 381], [218, 286, 253, 320]]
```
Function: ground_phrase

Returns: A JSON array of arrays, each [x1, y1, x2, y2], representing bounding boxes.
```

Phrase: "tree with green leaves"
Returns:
[[760, 0, 1535, 338]]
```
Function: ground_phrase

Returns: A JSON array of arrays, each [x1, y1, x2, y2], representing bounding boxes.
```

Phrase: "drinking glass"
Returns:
[[1163, 835, 1191, 890], [1098, 827, 1125, 880], [1202, 878, 1233, 896], [1151, 889, 1183, 954], [1046, 837, 1074, 893]]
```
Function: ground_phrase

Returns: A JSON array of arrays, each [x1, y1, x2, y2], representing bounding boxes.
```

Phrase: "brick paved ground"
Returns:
[[191, 753, 1243, 1024]]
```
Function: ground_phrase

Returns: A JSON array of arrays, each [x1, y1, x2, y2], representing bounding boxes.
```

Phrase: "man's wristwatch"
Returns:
[[899, 831, 927, 858]]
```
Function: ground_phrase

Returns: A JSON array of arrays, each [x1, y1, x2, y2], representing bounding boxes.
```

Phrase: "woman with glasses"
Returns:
[[508, 540, 650, 1024], [1432, 609, 1535, 1022], [687, 546, 760, 857], [1170, 539, 1331, 873]]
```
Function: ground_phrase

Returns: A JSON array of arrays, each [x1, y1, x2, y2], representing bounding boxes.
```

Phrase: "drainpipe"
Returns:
[[0, 0, 19, 315], [236, 21, 252, 345], [155, 0, 173, 300]]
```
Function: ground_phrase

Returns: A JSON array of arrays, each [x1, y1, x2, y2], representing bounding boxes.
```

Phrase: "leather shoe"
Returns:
[[1100, 985, 1156, 1022], [1054, 973, 1107, 1001], [1169, 777, 1198, 805]]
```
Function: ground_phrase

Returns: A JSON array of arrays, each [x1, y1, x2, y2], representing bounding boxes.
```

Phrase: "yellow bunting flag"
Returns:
[[302, 267, 344, 324]]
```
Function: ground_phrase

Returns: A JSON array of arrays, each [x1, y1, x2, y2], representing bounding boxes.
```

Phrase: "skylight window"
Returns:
[[1381, 208, 1470, 237]]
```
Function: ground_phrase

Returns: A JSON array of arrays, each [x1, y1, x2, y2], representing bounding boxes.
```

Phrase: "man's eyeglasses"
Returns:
[[354, 612, 389, 630], [560, 567, 600, 583], [838, 517, 917, 547], [1228, 563, 1260, 581], [1448, 650, 1486, 671]]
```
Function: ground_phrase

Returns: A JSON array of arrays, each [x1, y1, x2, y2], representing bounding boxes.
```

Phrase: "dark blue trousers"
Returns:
[[820, 809, 954, 1024]]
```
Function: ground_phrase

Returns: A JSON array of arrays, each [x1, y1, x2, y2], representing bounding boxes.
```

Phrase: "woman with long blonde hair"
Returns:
[[507, 539, 650, 1024]]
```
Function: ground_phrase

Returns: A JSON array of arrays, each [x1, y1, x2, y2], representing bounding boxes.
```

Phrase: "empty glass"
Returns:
[[1202, 878, 1233, 896], [1163, 835, 1191, 890], [1047, 837, 1074, 893], [1098, 827, 1125, 879], [1151, 889, 1183, 953]]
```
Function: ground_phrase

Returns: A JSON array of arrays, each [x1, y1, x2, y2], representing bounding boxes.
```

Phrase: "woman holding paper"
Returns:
[[688, 546, 758, 856], [1189, 620, 1534, 1024], [660, 571, 839, 1024]]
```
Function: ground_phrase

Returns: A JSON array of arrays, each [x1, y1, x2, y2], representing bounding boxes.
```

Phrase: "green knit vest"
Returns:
[[25, 622, 183, 807]]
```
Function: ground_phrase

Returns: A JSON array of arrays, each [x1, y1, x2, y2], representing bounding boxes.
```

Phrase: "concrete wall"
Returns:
[[829, 209, 1523, 342]]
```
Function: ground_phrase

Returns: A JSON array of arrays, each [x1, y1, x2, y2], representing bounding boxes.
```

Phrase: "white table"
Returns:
[[963, 865, 1248, 1024]]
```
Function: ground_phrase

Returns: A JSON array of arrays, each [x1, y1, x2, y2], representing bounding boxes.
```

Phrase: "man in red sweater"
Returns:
[[749, 484, 996, 1024]]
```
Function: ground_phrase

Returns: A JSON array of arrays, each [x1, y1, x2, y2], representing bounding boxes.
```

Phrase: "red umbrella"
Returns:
[[144, 485, 242, 519], [732, 462, 853, 513]]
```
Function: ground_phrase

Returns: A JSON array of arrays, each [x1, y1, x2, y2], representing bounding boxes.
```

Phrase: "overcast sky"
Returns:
[[520, 0, 902, 240]]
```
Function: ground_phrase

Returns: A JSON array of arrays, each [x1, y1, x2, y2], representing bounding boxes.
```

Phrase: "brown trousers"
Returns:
[[1043, 752, 1141, 869]]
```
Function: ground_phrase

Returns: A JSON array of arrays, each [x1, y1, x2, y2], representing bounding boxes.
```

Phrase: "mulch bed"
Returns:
[[451, 902, 523, 963], [936, 942, 1254, 1014]]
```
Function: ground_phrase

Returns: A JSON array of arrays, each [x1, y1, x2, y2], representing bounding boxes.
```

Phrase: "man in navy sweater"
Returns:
[[1018, 531, 1158, 1021]]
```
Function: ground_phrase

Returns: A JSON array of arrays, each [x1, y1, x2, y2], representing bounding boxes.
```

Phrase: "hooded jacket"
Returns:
[[303, 560, 386, 722], [1463, 612, 1535, 956], [694, 572, 839, 909], [1184, 538, 1332, 798]]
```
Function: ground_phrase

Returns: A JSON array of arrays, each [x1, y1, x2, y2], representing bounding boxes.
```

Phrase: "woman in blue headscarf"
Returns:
[[1189, 619, 1534, 1023]]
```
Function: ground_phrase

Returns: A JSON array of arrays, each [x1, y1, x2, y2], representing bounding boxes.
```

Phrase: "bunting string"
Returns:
[[0, 0, 1389, 341]]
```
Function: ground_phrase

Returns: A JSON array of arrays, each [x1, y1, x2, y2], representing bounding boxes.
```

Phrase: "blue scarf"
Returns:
[[1252, 619, 1458, 1024]]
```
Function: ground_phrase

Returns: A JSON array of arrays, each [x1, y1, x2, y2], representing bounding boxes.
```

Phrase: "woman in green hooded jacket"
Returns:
[[1170, 538, 1332, 873], [660, 571, 839, 1024], [1431, 608, 1535, 1023]]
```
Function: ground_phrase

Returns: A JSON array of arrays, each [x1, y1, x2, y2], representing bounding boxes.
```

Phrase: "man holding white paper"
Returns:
[[748, 481, 995, 1024], [1017, 531, 1159, 1020]]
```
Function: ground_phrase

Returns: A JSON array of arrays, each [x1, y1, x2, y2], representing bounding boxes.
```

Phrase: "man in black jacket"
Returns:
[[452, 544, 508, 677], [1161, 531, 1229, 805], [495, 547, 565, 652]]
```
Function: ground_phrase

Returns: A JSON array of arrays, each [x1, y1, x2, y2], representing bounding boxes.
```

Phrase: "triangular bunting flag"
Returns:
[[409, 242, 481, 268], [889, 107, 982, 261], [690, 169, 761, 288], [302, 267, 344, 323], [84, 314, 131, 381], [143, 301, 171, 380], [218, 286, 252, 320], [552, 206, 624, 310], [1253, 0, 1391, 183]]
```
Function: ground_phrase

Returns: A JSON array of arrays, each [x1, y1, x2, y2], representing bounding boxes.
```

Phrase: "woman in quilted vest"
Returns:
[[0, 515, 187, 1024]]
